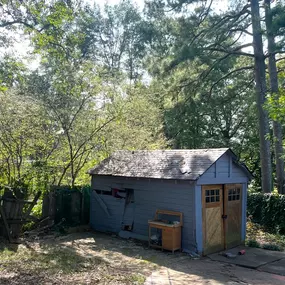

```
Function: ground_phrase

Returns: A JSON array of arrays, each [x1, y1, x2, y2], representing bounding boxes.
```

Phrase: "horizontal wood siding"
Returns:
[[197, 153, 249, 185], [90, 193, 125, 232], [90, 176, 196, 251]]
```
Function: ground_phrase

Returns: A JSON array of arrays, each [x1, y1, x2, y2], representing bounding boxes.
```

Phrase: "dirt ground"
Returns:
[[0, 231, 285, 285]]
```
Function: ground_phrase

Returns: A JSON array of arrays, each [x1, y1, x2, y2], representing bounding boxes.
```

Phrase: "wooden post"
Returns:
[[48, 191, 56, 226], [81, 189, 85, 224], [0, 202, 12, 242]]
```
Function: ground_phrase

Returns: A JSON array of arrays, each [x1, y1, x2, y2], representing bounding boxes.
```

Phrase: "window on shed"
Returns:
[[95, 190, 112, 195], [205, 189, 220, 203], [111, 188, 126, 199], [228, 187, 241, 201]]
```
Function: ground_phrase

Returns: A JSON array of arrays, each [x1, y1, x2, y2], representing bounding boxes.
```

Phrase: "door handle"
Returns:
[[222, 215, 227, 219]]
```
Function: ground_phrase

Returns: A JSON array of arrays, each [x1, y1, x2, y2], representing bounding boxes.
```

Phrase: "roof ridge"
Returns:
[[114, 148, 229, 152], [88, 148, 233, 180]]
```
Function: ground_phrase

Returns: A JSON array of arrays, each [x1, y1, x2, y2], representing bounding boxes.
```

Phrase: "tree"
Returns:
[[77, 1, 147, 82], [250, 0, 272, 192], [144, 0, 279, 192], [27, 60, 117, 187], [264, 0, 285, 194], [103, 83, 167, 152], [0, 91, 56, 196], [0, 56, 26, 91]]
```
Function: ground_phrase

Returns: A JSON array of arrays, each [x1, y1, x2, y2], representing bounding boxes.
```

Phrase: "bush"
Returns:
[[246, 239, 260, 248], [247, 193, 285, 234], [262, 243, 282, 251]]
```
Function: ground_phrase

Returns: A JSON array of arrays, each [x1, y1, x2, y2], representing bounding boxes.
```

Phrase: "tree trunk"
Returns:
[[250, 0, 272, 193], [265, 0, 285, 194]]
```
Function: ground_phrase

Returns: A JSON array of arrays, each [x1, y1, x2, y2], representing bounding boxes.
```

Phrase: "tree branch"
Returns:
[[209, 65, 254, 96], [0, 20, 35, 31], [207, 47, 254, 57], [230, 28, 253, 36]]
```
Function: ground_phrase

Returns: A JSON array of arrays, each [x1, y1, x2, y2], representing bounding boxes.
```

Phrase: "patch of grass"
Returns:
[[128, 273, 146, 284], [0, 244, 105, 274], [101, 273, 145, 284]]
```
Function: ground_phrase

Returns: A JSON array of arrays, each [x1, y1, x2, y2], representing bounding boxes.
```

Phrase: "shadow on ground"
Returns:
[[1, 231, 285, 284]]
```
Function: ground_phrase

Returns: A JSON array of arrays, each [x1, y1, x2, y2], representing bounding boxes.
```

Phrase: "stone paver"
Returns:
[[259, 258, 285, 276], [208, 246, 285, 269], [145, 258, 285, 285]]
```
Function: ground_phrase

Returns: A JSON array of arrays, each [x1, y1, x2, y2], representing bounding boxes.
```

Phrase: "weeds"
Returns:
[[246, 220, 285, 251], [0, 245, 104, 274]]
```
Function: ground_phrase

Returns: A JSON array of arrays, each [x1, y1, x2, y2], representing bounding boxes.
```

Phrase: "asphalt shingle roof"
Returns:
[[88, 148, 232, 180]]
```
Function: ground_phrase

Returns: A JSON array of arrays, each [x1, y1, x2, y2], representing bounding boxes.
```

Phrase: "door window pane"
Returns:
[[228, 187, 241, 201], [205, 188, 220, 203]]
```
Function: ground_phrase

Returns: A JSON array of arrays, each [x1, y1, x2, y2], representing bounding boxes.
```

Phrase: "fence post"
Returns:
[[81, 188, 85, 224], [48, 191, 56, 226]]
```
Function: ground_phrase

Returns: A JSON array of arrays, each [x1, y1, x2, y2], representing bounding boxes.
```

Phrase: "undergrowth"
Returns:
[[246, 220, 285, 251]]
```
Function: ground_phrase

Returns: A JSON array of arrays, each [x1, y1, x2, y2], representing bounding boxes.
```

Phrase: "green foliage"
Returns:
[[0, 56, 26, 90], [247, 193, 285, 234], [262, 243, 282, 251], [246, 239, 260, 248], [1, 0, 284, 197], [31, 199, 43, 218], [0, 92, 56, 196], [267, 64, 285, 125], [77, 0, 147, 80], [246, 219, 285, 250]]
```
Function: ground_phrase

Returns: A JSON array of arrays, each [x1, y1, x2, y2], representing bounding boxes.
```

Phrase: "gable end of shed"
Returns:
[[196, 152, 250, 185]]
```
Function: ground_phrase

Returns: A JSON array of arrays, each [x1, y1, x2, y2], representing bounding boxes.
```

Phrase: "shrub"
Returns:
[[262, 243, 282, 251], [247, 193, 285, 234], [246, 239, 260, 248]]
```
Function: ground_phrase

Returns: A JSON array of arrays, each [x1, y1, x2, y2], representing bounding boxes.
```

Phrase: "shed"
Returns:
[[88, 148, 252, 255]]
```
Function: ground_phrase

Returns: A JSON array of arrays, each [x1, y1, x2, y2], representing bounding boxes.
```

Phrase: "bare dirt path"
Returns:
[[0, 231, 284, 284]]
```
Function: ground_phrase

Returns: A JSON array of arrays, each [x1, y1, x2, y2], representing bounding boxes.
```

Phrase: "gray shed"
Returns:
[[88, 148, 252, 255]]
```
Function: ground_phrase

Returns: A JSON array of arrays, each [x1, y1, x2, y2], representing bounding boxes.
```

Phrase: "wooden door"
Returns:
[[224, 184, 242, 249], [202, 185, 224, 255]]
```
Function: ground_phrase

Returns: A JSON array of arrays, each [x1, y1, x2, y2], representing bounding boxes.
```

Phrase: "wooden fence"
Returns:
[[42, 186, 90, 227], [0, 186, 90, 242], [0, 190, 41, 241]]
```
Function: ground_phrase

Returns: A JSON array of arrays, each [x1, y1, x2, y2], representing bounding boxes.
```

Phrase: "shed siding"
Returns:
[[194, 185, 203, 253], [197, 153, 249, 185], [90, 176, 196, 252], [90, 194, 125, 232]]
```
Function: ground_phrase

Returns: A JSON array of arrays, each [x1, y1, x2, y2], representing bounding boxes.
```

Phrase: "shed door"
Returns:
[[224, 184, 242, 249], [202, 185, 224, 255]]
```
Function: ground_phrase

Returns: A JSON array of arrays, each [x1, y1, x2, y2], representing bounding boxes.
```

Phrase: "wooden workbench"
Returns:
[[148, 210, 183, 253]]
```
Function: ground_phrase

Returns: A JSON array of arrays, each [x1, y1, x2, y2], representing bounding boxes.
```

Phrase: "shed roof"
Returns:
[[88, 148, 251, 180]]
